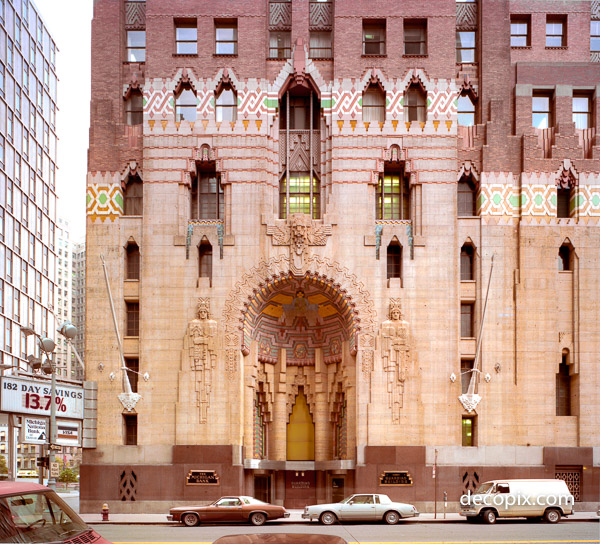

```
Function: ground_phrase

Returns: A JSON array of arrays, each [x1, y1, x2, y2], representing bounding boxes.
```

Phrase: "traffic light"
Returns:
[[36, 456, 49, 468]]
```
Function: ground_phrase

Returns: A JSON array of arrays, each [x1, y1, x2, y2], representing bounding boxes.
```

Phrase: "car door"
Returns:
[[213, 498, 244, 522], [339, 494, 376, 520]]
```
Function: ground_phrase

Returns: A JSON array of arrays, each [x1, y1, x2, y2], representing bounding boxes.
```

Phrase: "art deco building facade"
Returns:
[[82, 0, 600, 512]]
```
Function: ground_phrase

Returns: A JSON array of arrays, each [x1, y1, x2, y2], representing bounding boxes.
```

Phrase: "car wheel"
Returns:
[[181, 513, 199, 527], [544, 508, 561, 524], [482, 509, 497, 524], [250, 512, 266, 526], [320, 511, 337, 525], [384, 510, 400, 525]]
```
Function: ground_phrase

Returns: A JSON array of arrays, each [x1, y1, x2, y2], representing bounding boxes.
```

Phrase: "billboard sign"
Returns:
[[22, 417, 48, 444], [56, 419, 81, 447], [1, 376, 84, 420]]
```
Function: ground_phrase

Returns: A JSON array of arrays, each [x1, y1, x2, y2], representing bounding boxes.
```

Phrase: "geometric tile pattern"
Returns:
[[521, 185, 556, 216], [578, 186, 600, 216], [86, 184, 123, 222], [478, 184, 518, 216], [125, 1, 145, 28]]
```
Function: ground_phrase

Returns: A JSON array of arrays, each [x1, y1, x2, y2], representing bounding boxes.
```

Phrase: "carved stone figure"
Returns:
[[186, 298, 217, 423], [381, 299, 410, 423]]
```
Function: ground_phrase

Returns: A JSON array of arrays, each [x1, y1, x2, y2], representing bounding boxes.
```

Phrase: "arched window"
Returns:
[[199, 237, 212, 285], [362, 85, 385, 123], [558, 244, 571, 271], [461, 244, 474, 280], [216, 87, 237, 122], [457, 176, 476, 217], [175, 85, 197, 122], [457, 94, 475, 126], [125, 89, 143, 126], [126, 243, 140, 280], [405, 84, 426, 123], [387, 239, 402, 280], [124, 176, 143, 216]]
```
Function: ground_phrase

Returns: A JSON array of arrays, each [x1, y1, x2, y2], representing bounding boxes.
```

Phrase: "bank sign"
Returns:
[[0, 376, 84, 420]]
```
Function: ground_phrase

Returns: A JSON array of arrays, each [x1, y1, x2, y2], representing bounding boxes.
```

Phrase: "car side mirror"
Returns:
[[349, 501, 354, 505]]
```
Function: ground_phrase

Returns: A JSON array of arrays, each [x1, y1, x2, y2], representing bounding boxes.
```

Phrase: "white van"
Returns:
[[460, 479, 574, 524]]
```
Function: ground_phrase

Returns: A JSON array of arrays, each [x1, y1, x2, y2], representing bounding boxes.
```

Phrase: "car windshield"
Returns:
[[475, 482, 494, 494], [0, 490, 89, 543], [339, 495, 355, 504]]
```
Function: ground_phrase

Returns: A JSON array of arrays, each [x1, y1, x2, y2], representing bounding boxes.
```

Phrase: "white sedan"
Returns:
[[302, 493, 419, 525]]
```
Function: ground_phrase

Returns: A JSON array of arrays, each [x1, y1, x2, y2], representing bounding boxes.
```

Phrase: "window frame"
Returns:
[[404, 84, 427, 123], [572, 93, 591, 130], [362, 85, 386, 123], [191, 170, 224, 220], [309, 31, 332, 59], [215, 21, 238, 55], [124, 176, 143, 216], [269, 30, 291, 59], [175, 85, 197, 122], [592, 21, 600, 52], [403, 20, 427, 56], [362, 21, 386, 56], [457, 176, 477, 217], [546, 16, 566, 48], [376, 171, 410, 220], [125, 90, 143, 126], [175, 21, 198, 55], [126, 30, 146, 63], [386, 240, 402, 280], [279, 173, 320, 219], [510, 16, 530, 47], [460, 302, 474, 338], [126, 302, 139, 337], [532, 92, 553, 129], [126, 244, 140, 280], [215, 87, 237, 123], [456, 30, 475, 63]]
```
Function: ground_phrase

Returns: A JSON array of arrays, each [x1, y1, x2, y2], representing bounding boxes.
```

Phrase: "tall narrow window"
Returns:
[[269, 31, 291, 59], [546, 16, 565, 47], [124, 357, 139, 393], [461, 359, 475, 395], [557, 188, 570, 218], [572, 95, 591, 130], [376, 172, 410, 220], [387, 240, 402, 280], [456, 31, 475, 63], [461, 244, 474, 280], [199, 237, 212, 284], [125, 90, 143, 126], [126, 31, 145, 62], [405, 84, 426, 123], [556, 354, 571, 416], [558, 244, 571, 271], [462, 416, 475, 446], [461, 303, 474, 338], [510, 16, 530, 47], [457, 176, 476, 216], [362, 85, 385, 123], [592, 21, 600, 52], [279, 174, 320, 219], [215, 21, 238, 55], [216, 87, 237, 122], [175, 85, 197, 122], [404, 20, 427, 55], [126, 243, 140, 280], [124, 176, 143, 216], [191, 170, 223, 219], [124, 414, 137, 445], [176, 21, 197, 54], [532, 93, 551, 129], [457, 94, 475, 126], [363, 21, 385, 55], [126, 302, 139, 336]]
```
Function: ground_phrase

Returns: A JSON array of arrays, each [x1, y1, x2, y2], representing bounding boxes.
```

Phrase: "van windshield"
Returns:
[[475, 482, 494, 494], [0, 490, 89, 543]]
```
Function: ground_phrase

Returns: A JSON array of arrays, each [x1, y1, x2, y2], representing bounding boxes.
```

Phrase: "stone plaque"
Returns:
[[186, 470, 220, 486], [379, 471, 413, 486]]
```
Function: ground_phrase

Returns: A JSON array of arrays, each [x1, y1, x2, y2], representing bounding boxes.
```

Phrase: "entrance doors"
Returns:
[[332, 476, 345, 503], [254, 475, 271, 503]]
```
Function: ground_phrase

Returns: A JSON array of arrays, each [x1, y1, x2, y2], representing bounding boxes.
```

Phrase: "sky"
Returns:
[[35, 0, 93, 244]]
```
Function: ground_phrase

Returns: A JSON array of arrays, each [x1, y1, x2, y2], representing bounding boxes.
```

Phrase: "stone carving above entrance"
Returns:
[[266, 214, 332, 273], [381, 299, 411, 423], [185, 298, 217, 423]]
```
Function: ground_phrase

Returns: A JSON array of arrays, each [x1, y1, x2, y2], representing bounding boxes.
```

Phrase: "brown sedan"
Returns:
[[168, 496, 290, 526]]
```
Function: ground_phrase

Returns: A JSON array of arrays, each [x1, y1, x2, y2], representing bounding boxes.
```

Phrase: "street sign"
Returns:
[[0, 376, 84, 419], [50, 462, 59, 479], [56, 419, 81, 447], [22, 417, 48, 444]]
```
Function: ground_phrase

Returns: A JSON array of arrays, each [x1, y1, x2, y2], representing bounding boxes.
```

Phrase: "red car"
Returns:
[[168, 495, 290, 526], [0, 481, 113, 543]]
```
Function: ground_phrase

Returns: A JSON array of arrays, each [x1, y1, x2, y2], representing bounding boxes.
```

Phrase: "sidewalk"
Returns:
[[80, 510, 599, 525]]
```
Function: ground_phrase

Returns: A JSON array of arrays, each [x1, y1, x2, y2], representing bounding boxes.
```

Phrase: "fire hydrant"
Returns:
[[101, 503, 109, 521]]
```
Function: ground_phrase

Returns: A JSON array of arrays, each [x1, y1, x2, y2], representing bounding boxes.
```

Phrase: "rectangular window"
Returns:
[[125, 357, 139, 393], [461, 303, 474, 338], [309, 31, 332, 59], [176, 21, 197, 54], [456, 31, 475, 63], [573, 94, 591, 130], [279, 174, 320, 219], [191, 171, 223, 220], [404, 20, 427, 55], [461, 359, 475, 395], [363, 21, 385, 55], [269, 31, 291, 59], [215, 21, 237, 55], [123, 414, 137, 445], [546, 16, 565, 47], [510, 16, 530, 47], [126, 30, 145, 62], [532, 93, 552, 129], [126, 302, 139, 336], [386, 242, 401, 279], [462, 416, 475, 446], [592, 21, 600, 52], [556, 358, 571, 416], [376, 173, 410, 220], [126, 92, 143, 126]]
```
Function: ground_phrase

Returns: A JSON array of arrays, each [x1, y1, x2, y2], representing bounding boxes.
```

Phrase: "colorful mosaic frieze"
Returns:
[[577, 186, 600, 215], [478, 184, 518, 216], [87, 184, 123, 222]]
